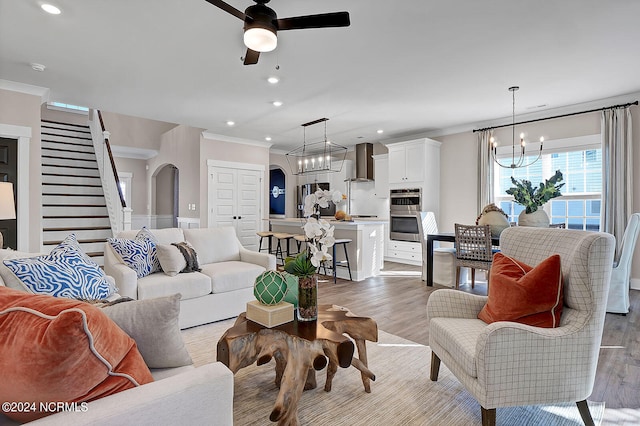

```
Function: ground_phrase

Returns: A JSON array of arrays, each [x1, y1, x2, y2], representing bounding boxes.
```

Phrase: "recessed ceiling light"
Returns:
[[226, 121, 235, 126], [267, 76, 279, 84], [377, 129, 384, 134], [265, 136, 272, 141], [41, 4, 61, 14], [272, 101, 283, 107], [31, 63, 46, 72]]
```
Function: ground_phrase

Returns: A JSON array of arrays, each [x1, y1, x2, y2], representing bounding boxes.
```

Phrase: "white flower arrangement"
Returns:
[[301, 189, 343, 268]]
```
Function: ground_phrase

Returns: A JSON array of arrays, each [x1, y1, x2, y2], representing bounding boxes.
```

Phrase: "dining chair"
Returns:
[[454, 223, 493, 290], [606, 212, 640, 314]]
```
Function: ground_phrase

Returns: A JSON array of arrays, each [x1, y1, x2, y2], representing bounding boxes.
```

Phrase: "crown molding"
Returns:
[[0, 79, 50, 103], [201, 131, 273, 149]]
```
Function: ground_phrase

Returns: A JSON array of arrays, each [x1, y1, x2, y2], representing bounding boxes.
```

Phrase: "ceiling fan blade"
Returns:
[[277, 11, 350, 31], [244, 48, 260, 65], [203, 0, 246, 21]]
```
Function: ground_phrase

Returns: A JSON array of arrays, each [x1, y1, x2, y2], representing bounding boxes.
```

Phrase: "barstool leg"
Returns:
[[343, 243, 352, 281], [275, 240, 284, 265], [333, 244, 337, 283]]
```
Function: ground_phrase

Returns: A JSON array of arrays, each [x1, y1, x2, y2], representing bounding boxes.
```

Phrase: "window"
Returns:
[[494, 134, 601, 230], [46, 102, 89, 115], [118, 172, 132, 208]]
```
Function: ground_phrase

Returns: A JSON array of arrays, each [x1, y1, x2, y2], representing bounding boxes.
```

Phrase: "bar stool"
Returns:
[[292, 234, 308, 255], [273, 233, 294, 265], [257, 231, 274, 254], [322, 239, 353, 283]]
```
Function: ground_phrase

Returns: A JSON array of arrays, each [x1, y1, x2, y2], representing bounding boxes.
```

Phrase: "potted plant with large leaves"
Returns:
[[506, 170, 565, 227]]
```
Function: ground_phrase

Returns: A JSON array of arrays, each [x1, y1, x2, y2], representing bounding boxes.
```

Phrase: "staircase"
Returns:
[[41, 119, 113, 265]]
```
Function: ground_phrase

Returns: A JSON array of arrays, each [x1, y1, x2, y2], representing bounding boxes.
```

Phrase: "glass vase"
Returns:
[[297, 274, 318, 321]]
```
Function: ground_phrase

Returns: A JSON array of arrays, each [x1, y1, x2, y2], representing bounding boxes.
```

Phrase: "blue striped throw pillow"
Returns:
[[108, 228, 161, 278], [2, 234, 116, 300]]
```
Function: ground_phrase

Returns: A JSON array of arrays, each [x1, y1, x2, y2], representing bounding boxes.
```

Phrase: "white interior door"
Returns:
[[209, 167, 237, 228], [236, 169, 261, 251], [208, 162, 263, 251]]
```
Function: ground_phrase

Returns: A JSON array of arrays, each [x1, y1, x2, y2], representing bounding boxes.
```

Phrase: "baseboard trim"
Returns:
[[631, 278, 640, 291]]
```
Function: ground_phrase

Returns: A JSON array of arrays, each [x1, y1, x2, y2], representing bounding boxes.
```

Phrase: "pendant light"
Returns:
[[491, 86, 543, 169], [286, 118, 347, 176]]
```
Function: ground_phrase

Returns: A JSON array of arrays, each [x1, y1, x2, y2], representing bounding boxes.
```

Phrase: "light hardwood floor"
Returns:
[[316, 261, 640, 423]]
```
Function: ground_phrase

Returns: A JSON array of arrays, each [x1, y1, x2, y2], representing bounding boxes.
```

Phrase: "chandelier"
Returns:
[[491, 86, 543, 169], [285, 118, 347, 176]]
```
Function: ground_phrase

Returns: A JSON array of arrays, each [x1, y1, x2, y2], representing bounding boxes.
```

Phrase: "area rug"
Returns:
[[182, 319, 604, 426]]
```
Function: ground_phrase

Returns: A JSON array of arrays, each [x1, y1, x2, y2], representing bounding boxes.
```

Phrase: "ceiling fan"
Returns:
[[204, 0, 350, 65]]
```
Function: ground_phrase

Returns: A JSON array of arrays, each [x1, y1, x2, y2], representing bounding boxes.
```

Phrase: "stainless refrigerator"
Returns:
[[297, 182, 335, 218]]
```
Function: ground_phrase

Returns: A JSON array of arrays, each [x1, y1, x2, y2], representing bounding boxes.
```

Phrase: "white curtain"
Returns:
[[601, 107, 633, 256], [477, 129, 494, 214]]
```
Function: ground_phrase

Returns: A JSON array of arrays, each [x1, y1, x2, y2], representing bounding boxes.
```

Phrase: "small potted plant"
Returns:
[[506, 170, 564, 227]]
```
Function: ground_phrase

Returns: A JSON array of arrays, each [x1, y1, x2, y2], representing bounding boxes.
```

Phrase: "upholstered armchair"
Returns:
[[427, 227, 615, 426]]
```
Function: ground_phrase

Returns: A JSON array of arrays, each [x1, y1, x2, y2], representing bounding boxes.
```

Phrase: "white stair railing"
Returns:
[[88, 109, 132, 234]]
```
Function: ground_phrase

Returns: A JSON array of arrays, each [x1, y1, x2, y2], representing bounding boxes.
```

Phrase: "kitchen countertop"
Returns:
[[270, 218, 388, 229]]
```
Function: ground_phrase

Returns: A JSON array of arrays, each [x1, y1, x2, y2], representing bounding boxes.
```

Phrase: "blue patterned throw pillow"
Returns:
[[108, 227, 161, 278], [2, 235, 117, 300]]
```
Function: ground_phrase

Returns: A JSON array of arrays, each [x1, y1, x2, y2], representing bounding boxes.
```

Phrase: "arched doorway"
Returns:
[[152, 164, 179, 228], [269, 167, 286, 218]]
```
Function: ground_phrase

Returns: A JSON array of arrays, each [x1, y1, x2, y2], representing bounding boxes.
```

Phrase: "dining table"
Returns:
[[426, 232, 500, 287]]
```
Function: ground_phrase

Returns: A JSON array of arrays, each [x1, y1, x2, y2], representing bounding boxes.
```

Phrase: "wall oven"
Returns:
[[390, 188, 422, 242]]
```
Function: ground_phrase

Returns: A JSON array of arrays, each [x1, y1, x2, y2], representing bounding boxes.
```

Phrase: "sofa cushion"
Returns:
[[184, 227, 241, 264], [478, 253, 563, 328], [0, 286, 154, 423], [108, 228, 162, 279], [101, 294, 193, 369], [200, 261, 265, 294], [2, 237, 117, 300], [137, 272, 212, 301]]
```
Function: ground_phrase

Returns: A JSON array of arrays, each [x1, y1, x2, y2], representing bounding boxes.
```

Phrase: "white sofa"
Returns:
[[0, 363, 234, 426], [104, 226, 276, 329], [0, 260, 235, 426]]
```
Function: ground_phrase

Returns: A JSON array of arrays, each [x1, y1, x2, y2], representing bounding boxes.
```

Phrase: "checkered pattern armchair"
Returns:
[[427, 227, 615, 426]]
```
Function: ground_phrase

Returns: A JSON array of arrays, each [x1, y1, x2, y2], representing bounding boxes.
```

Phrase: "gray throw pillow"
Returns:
[[102, 294, 193, 369], [157, 244, 187, 277]]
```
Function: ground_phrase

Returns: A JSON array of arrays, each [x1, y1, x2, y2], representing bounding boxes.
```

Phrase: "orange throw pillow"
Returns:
[[478, 253, 563, 327], [0, 287, 154, 422]]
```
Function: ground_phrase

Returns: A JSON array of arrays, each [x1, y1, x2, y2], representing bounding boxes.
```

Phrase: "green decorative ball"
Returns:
[[254, 270, 288, 305]]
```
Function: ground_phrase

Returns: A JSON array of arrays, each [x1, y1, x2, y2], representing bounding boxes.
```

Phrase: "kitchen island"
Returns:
[[270, 218, 386, 281]]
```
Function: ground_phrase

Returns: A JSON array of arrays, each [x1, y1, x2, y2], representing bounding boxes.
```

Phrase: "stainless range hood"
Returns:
[[347, 143, 374, 182]]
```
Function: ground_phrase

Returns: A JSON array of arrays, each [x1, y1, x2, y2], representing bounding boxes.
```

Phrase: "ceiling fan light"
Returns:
[[244, 27, 277, 52]]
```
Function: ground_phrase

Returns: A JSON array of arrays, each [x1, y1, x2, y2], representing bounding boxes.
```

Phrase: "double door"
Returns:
[[208, 165, 263, 251]]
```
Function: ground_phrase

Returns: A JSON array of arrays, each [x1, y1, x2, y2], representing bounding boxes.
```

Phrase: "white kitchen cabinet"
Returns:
[[386, 240, 422, 266], [386, 139, 440, 187], [372, 154, 388, 198]]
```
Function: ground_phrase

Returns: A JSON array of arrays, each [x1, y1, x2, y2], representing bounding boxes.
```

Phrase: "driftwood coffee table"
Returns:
[[217, 304, 378, 426]]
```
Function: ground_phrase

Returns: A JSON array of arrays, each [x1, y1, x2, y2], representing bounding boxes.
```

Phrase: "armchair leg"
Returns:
[[455, 267, 461, 289], [430, 352, 441, 381], [576, 400, 595, 426], [481, 407, 496, 426]]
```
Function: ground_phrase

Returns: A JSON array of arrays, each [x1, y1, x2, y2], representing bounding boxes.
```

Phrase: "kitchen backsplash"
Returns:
[[346, 181, 389, 218]]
